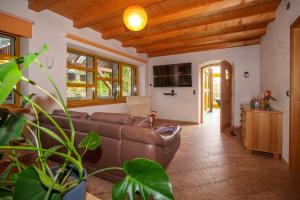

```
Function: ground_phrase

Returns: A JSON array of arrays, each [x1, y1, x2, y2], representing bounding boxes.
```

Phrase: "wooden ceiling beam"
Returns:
[[138, 28, 266, 53], [102, 0, 279, 39], [74, 0, 164, 28], [28, 0, 60, 12], [122, 11, 275, 48], [148, 38, 260, 57]]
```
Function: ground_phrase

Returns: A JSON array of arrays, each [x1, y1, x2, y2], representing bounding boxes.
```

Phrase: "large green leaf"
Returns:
[[0, 60, 22, 104], [17, 44, 48, 71], [0, 114, 26, 145], [112, 158, 174, 200], [78, 132, 101, 150], [13, 167, 61, 200]]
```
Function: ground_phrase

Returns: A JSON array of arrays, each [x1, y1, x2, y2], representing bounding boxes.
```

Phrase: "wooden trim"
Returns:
[[67, 99, 126, 108], [0, 11, 32, 38], [289, 16, 300, 172], [65, 33, 147, 63], [67, 64, 95, 72], [67, 83, 94, 88]]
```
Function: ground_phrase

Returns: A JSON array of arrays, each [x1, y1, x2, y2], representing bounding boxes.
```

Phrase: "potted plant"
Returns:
[[0, 45, 174, 200]]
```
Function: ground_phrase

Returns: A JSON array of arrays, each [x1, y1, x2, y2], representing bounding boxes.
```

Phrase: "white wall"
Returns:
[[260, 0, 300, 162], [0, 0, 148, 114], [148, 45, 261, 125]]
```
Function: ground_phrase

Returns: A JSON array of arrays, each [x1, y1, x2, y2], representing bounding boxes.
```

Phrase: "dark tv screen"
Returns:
[[153, 63, 192, 87]]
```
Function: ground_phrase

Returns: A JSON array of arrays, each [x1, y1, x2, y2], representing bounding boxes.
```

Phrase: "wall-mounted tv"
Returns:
[[153, 63, 192, 87]]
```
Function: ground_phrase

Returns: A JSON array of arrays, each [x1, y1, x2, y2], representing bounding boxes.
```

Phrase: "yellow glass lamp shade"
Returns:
[[123, 5, 148, 31]]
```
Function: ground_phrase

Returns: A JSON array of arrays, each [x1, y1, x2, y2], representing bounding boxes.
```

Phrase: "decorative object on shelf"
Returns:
[[123, 5, 148, 31], [163, 89, 177, 96], [249, 91, 276, 111], [0, 45, 174, 200], [262, 90, 276, 111]]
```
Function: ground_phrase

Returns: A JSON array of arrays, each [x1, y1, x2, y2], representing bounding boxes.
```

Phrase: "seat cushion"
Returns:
[[90, 112, 134, 125]]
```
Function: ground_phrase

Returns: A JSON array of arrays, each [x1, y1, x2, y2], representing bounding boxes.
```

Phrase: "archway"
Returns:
[[200, 60, 234, 132]]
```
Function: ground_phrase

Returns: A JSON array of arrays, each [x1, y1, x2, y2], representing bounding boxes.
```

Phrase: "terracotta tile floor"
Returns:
[[87, 124, 300, 200]]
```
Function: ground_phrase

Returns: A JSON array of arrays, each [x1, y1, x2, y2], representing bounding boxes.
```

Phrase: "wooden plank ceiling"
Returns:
[[28, 0, 280, 57]]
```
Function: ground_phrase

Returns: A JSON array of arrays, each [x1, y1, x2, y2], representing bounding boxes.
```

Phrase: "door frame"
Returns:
[[200, 61, 234, 127], [289, 16, 300, 172]]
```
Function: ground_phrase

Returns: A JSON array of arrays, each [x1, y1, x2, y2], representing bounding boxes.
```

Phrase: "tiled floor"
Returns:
[[87, 124, 300, 200], [203, 108, 220, 126]]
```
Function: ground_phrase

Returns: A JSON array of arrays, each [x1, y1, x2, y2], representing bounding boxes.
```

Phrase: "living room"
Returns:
[[0, 0, 300, 199]]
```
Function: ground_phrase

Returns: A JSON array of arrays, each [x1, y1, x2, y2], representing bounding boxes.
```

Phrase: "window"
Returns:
[[66, 49, 138, 107], [0, 32, 20, 108], [121, 64, 138, 97]]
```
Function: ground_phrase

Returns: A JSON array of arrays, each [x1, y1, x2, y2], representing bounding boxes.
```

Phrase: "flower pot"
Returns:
[[63, 178, 86, 200], [52, 166, 87, 200]]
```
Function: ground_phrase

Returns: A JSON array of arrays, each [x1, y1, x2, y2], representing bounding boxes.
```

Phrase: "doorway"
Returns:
[[202, 65, 221, 126], [200, 61, 233, 132], [290, 16, 300, 173]]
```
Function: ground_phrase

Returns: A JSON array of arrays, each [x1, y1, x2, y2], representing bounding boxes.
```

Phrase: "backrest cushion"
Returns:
[[90, 112, 134, 125], [52, 109, 89, 119]]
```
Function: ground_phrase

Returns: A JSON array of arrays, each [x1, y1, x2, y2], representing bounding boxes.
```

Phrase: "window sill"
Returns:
[[0, 106, 31, 114], [67, 99, 126, 108]]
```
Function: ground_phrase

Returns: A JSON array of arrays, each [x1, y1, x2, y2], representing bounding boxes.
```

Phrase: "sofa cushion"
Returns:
[[90, 112, 134, 125], [133, 116, 152, 128], [52, 109, 89, 119]]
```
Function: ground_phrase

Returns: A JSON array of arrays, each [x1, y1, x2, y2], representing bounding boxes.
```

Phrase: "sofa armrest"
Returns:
[[121, 125, 181, 146]]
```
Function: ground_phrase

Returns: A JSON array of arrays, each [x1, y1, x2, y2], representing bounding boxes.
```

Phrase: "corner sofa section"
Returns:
[[40, 110, 181, 181]]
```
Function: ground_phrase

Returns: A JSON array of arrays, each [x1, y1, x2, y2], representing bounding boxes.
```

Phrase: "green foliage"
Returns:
[[78, 132, 101, 151], [21, 93, 36, 107], [0, 108, 10, 127], [0, 114, 26, 145], [0, 60, 22, 104], [112, 158, 174, 200], [0, 163, 16, 181], [122, 66, 132, 96], [13, 167, 61, 200]]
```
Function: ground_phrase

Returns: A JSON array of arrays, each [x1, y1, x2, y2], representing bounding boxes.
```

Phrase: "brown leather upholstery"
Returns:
[[40, 110, 181, 182]]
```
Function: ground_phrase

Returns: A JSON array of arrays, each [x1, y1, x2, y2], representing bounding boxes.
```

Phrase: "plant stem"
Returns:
[[45, 171, 61, 200], [84, 167, 123, 179], [0, 146, 82, 174], [34, 61, 76, 145]]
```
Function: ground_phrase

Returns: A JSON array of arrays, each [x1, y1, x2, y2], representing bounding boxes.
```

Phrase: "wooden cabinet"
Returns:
[[240, 104, 283, 159]]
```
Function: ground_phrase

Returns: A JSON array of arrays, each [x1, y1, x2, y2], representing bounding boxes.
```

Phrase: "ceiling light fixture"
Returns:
[[123, 5, 148, 31]]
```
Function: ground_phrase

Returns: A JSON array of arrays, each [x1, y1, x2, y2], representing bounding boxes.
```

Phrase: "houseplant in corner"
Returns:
[[0, 45, 174, 200]]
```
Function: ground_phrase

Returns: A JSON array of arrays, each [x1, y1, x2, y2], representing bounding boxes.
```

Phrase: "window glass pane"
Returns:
[[67, 87, 93, 100], [96, 59, 118, 79], [67, 69, 93, 84], [67, 52, 93, 68], [122, 65, 137, 96], [0, 34, 15, 56], [97, 81, 119, 99]]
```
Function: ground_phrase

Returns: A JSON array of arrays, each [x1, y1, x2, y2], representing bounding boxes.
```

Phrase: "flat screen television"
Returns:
[[153, 63, 192, 87]]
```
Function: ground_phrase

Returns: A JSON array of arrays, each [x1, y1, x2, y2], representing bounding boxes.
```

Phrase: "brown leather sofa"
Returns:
[[40, 110, 181, 181]]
